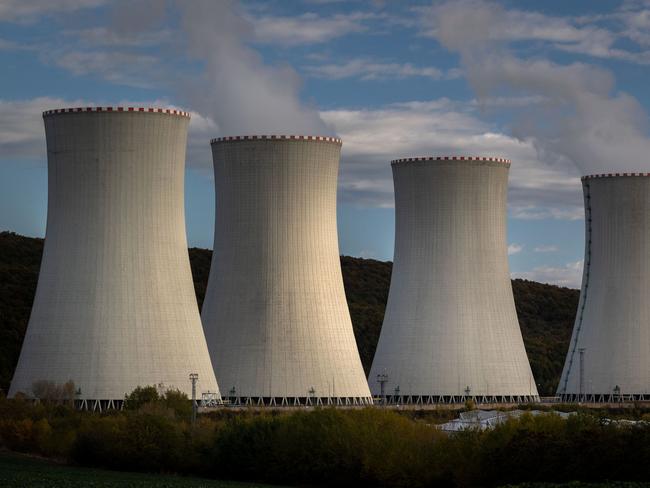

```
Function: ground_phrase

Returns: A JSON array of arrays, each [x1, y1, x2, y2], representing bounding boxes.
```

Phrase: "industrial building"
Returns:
[[9, 107, 220, 410], [558, 173, 650, 402], [202, 135, 372, 406], [369, 156, 539, 404]]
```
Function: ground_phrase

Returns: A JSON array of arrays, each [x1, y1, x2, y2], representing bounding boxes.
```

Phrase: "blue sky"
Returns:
[[1, 0, 649, 288]]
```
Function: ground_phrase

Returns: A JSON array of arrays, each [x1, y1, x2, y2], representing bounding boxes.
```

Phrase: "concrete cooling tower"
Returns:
[[369, 157, 539, 404], [558, 173, 650, 402], [202, 135, 372, 406], [9, 107, 220, 410]]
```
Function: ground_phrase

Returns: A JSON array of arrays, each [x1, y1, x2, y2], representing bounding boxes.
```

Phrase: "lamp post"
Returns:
[[189, 373, 198, 425], [377, 372, 388, 406], [578, 348, 586, 402]]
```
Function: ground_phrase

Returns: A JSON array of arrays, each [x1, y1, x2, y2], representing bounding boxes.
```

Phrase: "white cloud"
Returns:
[[426, 0, 650, 175], [248, 11, 373, 46], [358, 249, 378, 259], [0, 97, 75, 159], [619, 4, 650, 47], [420, 0, 650, 64], [320, 98, 583, 214], [0, 98, 216, 170], [304, 58, 457, 81], [534, 245, 559, 253], [512, 261, 583, 289], [0, 38, 34, 51], [509, 205, 583, 221], [50, 51, 161, 88], [0, 0, 106, 23], [63, 27, 173, 47], [577, 0, 650, 49], [508, 243, 523, 255]]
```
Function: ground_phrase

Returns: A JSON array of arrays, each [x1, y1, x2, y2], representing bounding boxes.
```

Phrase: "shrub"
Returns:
[[123, 385, 192, 419], [123, 386, 160, 410], [31, 380, 76, 404]]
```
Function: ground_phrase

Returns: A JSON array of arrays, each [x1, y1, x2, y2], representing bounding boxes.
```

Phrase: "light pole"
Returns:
[[308, 386, 316, 406], [377, 372, 388, 406], [578, 348, 586, 402], [189, 373, 198, 425]]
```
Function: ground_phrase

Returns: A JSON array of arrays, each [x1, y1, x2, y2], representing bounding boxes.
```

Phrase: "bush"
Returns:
[[31, 380, 76, 404], [123, 386, 160, 410], [123, 385, 192, 419], [4, 393, 650, 487], [210, 408, 447, 487]]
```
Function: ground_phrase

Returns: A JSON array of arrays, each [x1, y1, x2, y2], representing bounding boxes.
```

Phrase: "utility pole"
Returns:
[[578, 348, 585, 401], [189, 373, 198, 425], [377, 372, 388, 406]]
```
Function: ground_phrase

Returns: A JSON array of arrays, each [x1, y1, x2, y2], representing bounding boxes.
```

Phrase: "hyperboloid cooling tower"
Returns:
[[202, 135, 372, 406], [9, 107, 219, 409], [369, 156, 538, 404], [558, 173, 650, 402]]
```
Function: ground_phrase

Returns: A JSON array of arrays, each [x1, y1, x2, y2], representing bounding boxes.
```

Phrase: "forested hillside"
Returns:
[[0, 231, 579, 396]]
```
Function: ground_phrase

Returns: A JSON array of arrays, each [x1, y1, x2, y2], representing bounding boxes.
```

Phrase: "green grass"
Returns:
[[502, 484, 650, 487], [0, 451, 280, 488]]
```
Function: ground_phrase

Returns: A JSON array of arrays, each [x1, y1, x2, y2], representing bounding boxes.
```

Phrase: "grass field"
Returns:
[[0, 451, 279, 488]]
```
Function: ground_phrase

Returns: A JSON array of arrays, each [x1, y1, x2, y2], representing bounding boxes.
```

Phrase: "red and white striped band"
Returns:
[[43, 107, 191, 118], [392, 156, 510, 164], [582, 173, 650, 180], [211, 135, 342, 145]]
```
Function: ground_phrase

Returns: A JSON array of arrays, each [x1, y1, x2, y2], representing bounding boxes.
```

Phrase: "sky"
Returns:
[[1, 0, 649, 289]]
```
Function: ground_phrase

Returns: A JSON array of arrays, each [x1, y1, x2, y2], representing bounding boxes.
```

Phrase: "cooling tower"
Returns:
[[202, 135, 372, 406], [9, 107, 219, 410], [558, 173, 650, 402], [369, 157, 538, 404]]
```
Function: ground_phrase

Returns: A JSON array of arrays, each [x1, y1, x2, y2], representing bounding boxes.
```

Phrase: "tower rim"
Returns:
[[582, 173, 650, 180], [42, 107, 191, 118], [391, 156, 510, 165], [210, 135, 342, 145]]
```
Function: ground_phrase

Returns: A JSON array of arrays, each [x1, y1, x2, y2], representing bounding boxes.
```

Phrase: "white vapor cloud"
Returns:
[[426, 0, 650, 175], [174, 0, 329, 136], [508, 243, 523, 255]]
